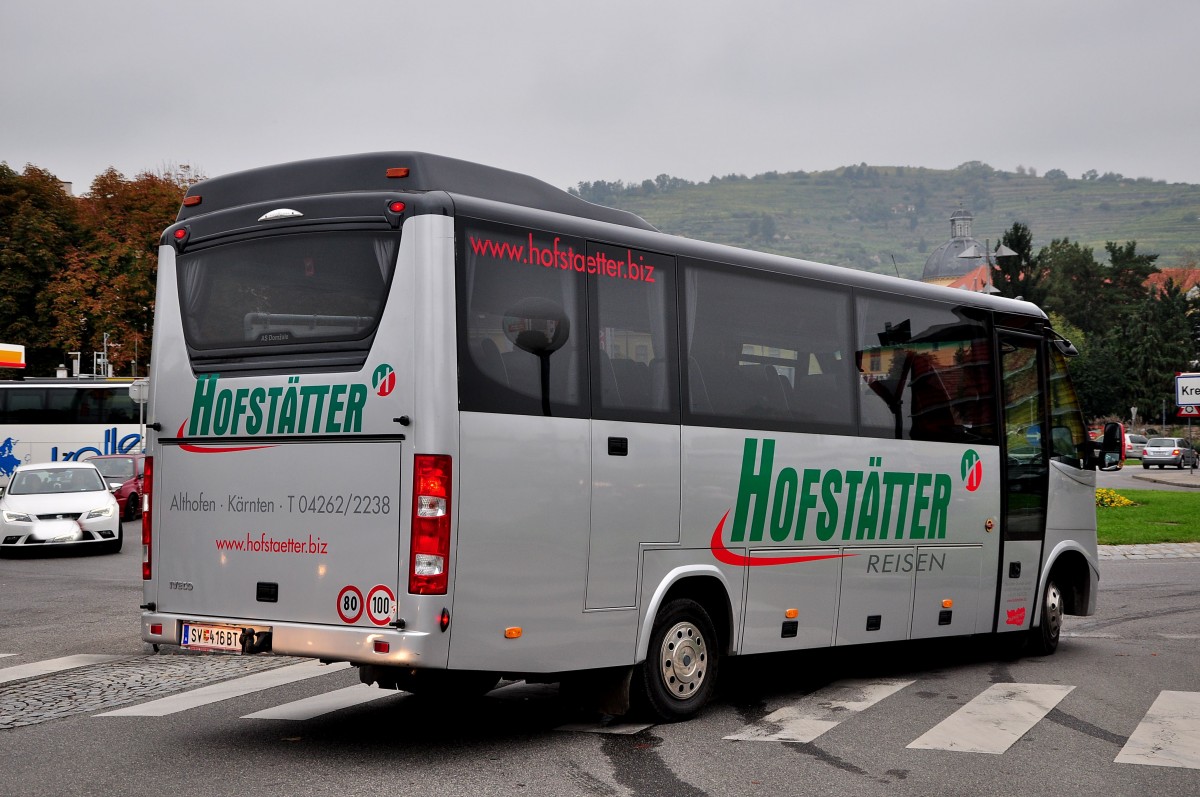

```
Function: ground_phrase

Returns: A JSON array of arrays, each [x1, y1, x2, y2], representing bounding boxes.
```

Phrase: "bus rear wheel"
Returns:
[[634, 598, 718, 722], [1030, 579, 1063, 655]]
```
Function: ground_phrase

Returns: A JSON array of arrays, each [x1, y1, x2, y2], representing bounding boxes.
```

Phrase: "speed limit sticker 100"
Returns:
[[366, 584, 395, 626]]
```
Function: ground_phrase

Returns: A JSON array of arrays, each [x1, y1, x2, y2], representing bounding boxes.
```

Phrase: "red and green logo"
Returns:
[[373, 363, 396, 397], [961, 449, 983, 492], [710, 438, 957, 567]]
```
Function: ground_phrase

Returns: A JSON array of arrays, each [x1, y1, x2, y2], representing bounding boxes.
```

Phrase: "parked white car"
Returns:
[[0, 462, 122, 554]]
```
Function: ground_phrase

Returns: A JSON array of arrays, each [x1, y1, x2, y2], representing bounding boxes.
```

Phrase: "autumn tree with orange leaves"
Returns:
[[44, 165, 198, 375], [0, 162, 197, 376]]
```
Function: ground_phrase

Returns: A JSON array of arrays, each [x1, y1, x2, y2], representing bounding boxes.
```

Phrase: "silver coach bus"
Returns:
[[139, 153, 1122, 721]]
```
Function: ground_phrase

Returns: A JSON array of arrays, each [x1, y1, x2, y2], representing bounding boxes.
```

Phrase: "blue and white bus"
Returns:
[[139, 153, 1122, 721], [0, 379, 143, 477]]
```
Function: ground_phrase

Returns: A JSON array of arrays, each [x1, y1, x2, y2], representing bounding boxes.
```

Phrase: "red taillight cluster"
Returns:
[[142, 456, 153, 580], [410, 454, 452, 595]]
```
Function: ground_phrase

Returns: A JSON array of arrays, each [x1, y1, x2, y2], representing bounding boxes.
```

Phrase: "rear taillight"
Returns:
[[409, 454, 451, 595], [1173, 449, 1182, 456], [142, 456, 153, 580]]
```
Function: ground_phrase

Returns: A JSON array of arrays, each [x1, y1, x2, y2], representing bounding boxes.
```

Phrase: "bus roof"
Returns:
[[177, 151, 656, 232], [176, 152, 1049, 324]]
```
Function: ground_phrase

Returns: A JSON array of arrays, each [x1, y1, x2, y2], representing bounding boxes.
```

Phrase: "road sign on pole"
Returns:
[[1178, 405, 1200, 418], [1176, 373, 1200, 405]]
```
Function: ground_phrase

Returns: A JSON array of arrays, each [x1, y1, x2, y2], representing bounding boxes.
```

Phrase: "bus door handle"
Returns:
[[608, 437, 628, 456]]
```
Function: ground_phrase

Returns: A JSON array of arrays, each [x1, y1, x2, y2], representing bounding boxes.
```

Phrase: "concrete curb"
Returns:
[[1130, 469, 1200, 489], [1097, 543, 1200, 560]]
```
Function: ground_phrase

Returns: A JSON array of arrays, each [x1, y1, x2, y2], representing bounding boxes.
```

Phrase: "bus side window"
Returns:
[[458, 221, 588, 419], [589, 242, 678, 423], [681, 261, 854, 434], [1048, 346, 1087, 466], [855, 295, 996, 444]]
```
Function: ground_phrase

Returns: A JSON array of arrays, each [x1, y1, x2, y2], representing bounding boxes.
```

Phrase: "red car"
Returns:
[[87, 454, 146, 521]]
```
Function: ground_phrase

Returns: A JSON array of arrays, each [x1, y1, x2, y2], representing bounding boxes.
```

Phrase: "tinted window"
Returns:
[[856, 296, 996, 443], [177, 232, 396, 351], [0, 387, 136, 424], [458, 221, 587, 418], [91, 457, 136, 480], [682, 261, 854, 433], [1048, 347, 1088, 466], [590, 242, 678, 422], [9, 467, 105, 495]]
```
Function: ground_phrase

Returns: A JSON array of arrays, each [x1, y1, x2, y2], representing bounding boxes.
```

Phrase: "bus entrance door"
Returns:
[[996, 333, 1048, 633]]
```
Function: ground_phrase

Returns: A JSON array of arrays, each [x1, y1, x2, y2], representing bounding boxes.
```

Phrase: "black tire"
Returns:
[[1143, 463, 1149, 469], [633, 598, 719, 722], [102, 526, 122, 555], [124, 494, 140, 522], [1029, 578, 1063, 656]]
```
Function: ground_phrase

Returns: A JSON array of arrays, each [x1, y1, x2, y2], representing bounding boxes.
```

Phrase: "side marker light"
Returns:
[[504, 627, 522, 639]]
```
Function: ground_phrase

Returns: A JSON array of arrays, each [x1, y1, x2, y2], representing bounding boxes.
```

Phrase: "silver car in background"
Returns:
[[1140, 437, 1199, 469], [0, 462, 122, 554]]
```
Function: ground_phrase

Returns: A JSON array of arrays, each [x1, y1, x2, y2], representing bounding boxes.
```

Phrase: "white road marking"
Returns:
[[1115, 691, 1200, 769], [907, 683, 1074, 754], [724, 677, 914, 743], [241, 683, 397, 720], [0, 654, 123, 685], [96, 660, 351, 717]]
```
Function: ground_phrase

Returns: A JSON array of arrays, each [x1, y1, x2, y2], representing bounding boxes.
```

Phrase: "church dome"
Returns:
[[922, 209, 987, 282]]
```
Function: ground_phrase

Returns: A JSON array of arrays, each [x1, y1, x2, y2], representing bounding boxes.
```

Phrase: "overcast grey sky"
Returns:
[[3, 1, 1198, 194]]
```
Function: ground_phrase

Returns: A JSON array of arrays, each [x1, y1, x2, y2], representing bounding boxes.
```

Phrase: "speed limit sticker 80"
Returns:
[[336, 585, 364, 624]]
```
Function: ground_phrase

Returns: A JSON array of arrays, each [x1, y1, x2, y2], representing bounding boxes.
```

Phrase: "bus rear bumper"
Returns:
[[141, 612, 439, 667]]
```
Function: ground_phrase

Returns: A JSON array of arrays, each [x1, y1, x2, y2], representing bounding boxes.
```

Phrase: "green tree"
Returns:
[[1115, 280, 1192, 419], [991, 222, 1047, 307], [1042, 238, 1104, 334], [1104, 240, 1159, 307]]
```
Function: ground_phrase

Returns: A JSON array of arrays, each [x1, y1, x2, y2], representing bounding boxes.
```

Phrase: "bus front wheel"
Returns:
[[634, 598, 719, 722], [1030, 579, 1063, 655]]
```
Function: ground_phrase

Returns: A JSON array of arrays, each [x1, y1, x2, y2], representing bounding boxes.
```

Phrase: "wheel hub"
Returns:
[[1044, 582, 1063, 638], [659, 620, 707, 700]]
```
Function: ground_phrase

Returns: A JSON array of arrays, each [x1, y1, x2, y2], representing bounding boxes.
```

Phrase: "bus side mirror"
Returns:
[[1096, 421, 1124, 471]]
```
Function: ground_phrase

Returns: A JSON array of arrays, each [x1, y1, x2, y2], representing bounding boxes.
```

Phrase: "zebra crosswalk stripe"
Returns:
[[241, 684, 398, 720], [907, 683, 1075, 754], [0, 654, 123, 685], [96, 660, 351, 717], [1115, 690, 1200, 769], [724, 677, 914, 743]]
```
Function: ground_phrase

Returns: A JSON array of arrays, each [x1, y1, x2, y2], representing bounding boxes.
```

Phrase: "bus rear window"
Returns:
[[177, 232, 397, 353]]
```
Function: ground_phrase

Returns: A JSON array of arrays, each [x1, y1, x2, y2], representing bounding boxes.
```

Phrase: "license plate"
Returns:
[[181, 622, 244, 653]]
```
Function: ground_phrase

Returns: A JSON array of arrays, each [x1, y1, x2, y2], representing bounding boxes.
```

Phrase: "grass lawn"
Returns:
[[1095, 488, 1200, 545]]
